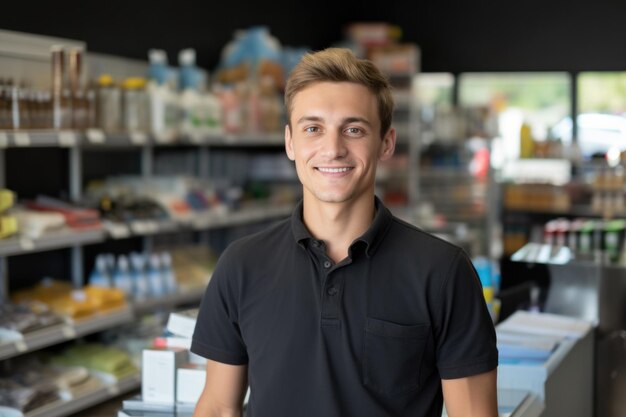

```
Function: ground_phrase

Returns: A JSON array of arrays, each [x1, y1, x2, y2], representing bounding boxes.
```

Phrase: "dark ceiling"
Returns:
[[2, 0, 625, 73]]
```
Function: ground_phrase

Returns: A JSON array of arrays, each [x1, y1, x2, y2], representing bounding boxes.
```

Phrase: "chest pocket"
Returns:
[[363, 317, 430, 397]]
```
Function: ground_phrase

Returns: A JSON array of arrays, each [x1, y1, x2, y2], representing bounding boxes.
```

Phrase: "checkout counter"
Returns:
[[511, 242, 626, 417]]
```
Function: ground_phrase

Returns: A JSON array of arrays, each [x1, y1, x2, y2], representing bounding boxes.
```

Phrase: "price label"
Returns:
[[86, 128, 105, 144], [62, 325, 77, 339], [14, 132, 31, 147], [130, 131, 148, 145], [0, 132, 8, 148], [14, 339, 28, 352], [58, 131, 77, 147], [19, 237, 35, 251]]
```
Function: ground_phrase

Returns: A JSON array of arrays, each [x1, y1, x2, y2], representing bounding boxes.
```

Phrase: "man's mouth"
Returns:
[[316, 167, 353, 173]]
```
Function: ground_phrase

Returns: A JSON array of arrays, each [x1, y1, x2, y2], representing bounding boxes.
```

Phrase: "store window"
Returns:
[[574, 72, 626, 158], [459, 72, 571, 161]]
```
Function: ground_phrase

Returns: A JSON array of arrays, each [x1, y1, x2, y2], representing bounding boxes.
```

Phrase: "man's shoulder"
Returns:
[[388, 214, 463, 257], [222, 217, 293, 259]]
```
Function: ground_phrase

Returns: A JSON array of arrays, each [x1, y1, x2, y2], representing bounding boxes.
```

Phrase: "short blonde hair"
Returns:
[[285, 48, 394, 137]]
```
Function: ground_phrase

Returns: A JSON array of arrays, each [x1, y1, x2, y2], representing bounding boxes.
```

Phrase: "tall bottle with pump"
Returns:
[[178, 49, 203, 141], [147, 49, 178, 143]]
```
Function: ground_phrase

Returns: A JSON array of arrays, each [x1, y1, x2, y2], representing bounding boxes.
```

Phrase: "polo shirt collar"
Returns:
[[291, 196, 393, 257]]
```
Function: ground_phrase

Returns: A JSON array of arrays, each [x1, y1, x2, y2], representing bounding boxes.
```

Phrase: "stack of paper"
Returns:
[[497, 311, 592, 340]]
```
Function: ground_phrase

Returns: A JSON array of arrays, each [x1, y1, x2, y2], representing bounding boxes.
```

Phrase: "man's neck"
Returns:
[[302, 194, 376, 263]]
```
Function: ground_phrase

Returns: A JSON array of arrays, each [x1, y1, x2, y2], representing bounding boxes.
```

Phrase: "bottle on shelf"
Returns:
[[122, 77, 150, 134], [160, 252, 177, 294], [178, 48, 203, 141], [51, 45, 71, 130], [519, 121, 534, 159], [89, 254, 112, 287], [130, 252, 150, 300], [147, 253, 165, 297], [96, 74, 122, 134], [113, 255, 133, 295], [147, 49, 178, 142]]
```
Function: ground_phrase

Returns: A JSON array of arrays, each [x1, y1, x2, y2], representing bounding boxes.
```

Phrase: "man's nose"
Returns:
[[321, 130, 347, 159]]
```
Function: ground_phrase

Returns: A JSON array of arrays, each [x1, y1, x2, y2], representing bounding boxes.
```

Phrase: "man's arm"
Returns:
[[442, 369, 498, 417], [193, 359, 248, 417]]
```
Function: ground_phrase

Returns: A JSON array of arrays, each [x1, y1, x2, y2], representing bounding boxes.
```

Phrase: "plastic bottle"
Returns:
[[178, 49, 203, 141], [148, 253, 165, 297], [160, 252, 178, 294], [130, 252, 150, 299], [89, 254, 112, 288], [112, 255, 133, 296], [147, 49, 178, 142]]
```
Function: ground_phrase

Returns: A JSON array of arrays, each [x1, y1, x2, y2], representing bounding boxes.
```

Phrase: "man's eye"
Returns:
[[305, 127, 320, 133], [345, 127, 362, 135]]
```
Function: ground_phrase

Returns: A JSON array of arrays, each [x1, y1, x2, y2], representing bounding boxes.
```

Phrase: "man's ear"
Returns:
[[379, 127, 396, 161], [285, 124, 295, 161]]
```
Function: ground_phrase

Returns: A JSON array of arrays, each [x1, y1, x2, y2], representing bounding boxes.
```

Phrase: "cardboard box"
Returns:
[[176, 363, 206, 404], [141, 348, 188, 405]]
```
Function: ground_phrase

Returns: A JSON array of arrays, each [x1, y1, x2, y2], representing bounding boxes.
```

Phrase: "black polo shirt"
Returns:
[[191, 198, 498, 417]]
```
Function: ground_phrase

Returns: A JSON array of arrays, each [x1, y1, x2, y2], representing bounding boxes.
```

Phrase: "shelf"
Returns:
[[0, 205, 294, 256], [0, 130, 286, 149], [132, 287, 205, 316], [25, 373, 141, 417], [0, 130, 79, 148], [0, 306, 134, 361], [0, 228, 105, 257], [190, 204, 293, 230]]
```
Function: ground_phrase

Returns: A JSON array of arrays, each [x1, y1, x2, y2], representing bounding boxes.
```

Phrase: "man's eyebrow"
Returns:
[[343, 117, 372, 127], [295, 116, 372, 126], [296, 116, 323, 125]]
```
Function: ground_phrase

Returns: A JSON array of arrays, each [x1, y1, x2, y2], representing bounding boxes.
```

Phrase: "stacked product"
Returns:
[[0, 189, 18, 239], [119, 308, 209, 415], [49, 343, 139, 383], [12, 278, 126, 320], [0, 360, 61, 414], [3, 194, 102, 240], [0, 46, 94, 130], [0, 301, 65, 345], [86, 175, 226, 227]]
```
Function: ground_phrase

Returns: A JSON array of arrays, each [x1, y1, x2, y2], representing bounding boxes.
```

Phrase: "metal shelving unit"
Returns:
[[25, 373, 141, 417], [0, 306, 134, 361], [0, 228, 105, 257], [0, 30, 296, 417]]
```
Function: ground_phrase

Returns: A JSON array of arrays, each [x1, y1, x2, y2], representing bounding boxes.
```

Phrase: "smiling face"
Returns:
[[285, 81, 396, 207]]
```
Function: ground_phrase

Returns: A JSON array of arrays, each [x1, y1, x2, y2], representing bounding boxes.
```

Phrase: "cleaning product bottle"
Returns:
[[89, 254, 111, 288], [148, 253, 165, 297], [178, 49, 203, 141], [130, 252, 150, 300], [147, 49, 178, 143], [112, 255, 133, 296], [160, 251, 178, 294]]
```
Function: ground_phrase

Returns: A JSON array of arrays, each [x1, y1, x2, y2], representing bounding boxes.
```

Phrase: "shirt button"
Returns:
[[327, 286, 338, 296], [323, 261, 332, 268]]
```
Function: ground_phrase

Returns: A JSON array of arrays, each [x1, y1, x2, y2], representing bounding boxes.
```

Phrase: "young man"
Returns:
[[191, 48, 498, 417]]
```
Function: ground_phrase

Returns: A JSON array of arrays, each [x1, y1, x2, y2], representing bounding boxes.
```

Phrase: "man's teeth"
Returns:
[[318, 167, 351, 173]]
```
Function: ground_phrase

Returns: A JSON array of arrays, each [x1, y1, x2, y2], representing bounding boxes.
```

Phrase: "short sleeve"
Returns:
[[190, 248, 249, 365], [433, 249, 498, 379]]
